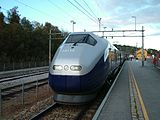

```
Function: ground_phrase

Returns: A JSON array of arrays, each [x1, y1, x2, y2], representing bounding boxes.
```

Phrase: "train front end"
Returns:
[[49, 32, 108, 104]]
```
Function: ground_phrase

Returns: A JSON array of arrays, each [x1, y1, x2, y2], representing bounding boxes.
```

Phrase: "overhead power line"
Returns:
[[14, 0, 52, 17], [73, 0, 97, 21], [48, 0, 75, 19], [13, 0, 72, 26], [67, 0, 98, 24], [47, 0, 86, 31], [82, 0, 98, 19]]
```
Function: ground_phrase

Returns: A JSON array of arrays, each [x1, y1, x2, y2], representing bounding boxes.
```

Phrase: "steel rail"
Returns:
[[1, 79, 48, 98], [30, 103, 61, 120], [0, 70, 48, 83]]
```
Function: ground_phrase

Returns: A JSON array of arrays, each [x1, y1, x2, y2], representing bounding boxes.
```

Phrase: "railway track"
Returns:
[[0, 66, 49, 98], [1, 78, 48, 99], [29, 87, 109, 120], [0, 66, 48, 80], [0, 67, 49, 101], [30, 103, 90, 120], [28, 78, 112, 120], [1, 65, 122, 119], [0, 70, 48, 83], [28, 66, 122, 120]]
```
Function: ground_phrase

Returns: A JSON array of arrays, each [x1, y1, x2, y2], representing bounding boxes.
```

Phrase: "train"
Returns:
[[49, 32, 124, 104]]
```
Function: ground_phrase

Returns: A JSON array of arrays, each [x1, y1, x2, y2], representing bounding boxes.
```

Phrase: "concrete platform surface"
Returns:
[[93, 60, 160, 120]]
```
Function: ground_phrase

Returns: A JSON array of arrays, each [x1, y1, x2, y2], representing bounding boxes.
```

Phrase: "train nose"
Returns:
[[49, 74, 81, 93], [65, 76, 80, 92]]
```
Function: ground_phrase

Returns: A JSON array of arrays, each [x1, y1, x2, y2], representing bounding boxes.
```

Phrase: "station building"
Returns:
[[136, 48, 147, 60]]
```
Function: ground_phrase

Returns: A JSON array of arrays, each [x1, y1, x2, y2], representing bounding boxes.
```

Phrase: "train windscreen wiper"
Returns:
[[72, 35, 88, 46]]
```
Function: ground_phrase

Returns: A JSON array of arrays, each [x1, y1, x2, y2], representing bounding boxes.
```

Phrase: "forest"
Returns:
[[0, 7, 66, 65]]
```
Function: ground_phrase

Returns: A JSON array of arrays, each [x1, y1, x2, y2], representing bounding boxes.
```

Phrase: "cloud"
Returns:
[[147, 32, 160, 36], [92, 0, 160, 50], [94, 0, 160, 25]]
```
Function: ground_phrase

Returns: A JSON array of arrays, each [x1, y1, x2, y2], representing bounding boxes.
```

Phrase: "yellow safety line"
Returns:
[[129, 63, 149, 120]]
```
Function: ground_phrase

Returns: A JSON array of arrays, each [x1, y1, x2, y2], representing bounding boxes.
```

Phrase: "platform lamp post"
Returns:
[[70, 20, 76, 32], [142, 26, 144, 67], [132, 16, 136, 31]]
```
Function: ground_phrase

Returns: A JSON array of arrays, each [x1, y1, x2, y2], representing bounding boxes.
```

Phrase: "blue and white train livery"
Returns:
[[49, 32, 123, 104]]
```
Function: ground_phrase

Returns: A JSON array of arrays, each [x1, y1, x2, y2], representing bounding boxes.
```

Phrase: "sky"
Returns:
[[0, 0, 160, 50]]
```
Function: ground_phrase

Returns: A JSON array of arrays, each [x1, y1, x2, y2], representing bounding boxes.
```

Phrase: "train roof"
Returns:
[[69, 32, 94, 35], [68, 32, 119, 51], [69, 32, 98, 38]]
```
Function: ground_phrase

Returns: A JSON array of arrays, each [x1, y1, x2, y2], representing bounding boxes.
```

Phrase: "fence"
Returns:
[[0, 61, 48, 72], [0, 79, 52, 118]]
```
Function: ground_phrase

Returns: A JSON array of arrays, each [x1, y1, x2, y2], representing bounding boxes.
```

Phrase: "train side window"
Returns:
[[86, 35, 97, 46]]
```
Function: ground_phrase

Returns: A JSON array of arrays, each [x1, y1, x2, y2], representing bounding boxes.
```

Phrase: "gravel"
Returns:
[[1, 84, 54, 119]]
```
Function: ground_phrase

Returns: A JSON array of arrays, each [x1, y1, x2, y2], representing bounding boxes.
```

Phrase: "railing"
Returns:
[[0, 61, 48, 71], [0, 79, 51, 118]]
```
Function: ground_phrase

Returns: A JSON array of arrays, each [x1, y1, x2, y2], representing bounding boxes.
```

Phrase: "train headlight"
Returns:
[[70, 65, 82, 71], [64, 65, 69, 71], [53, 65, 63, 71]]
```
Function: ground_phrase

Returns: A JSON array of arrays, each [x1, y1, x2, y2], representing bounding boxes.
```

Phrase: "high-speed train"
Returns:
[[49, 32, 124, 104]]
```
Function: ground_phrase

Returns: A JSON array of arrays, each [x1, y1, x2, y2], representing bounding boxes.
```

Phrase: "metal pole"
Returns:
[[71, 20, 76, 32], [98, 18, 101, 31], [142, 26, 144, 67], [49, 29, 52, 66], [36, 80, 38, 100], [0, 89, 2, 116], [22, 80, 24, 105]]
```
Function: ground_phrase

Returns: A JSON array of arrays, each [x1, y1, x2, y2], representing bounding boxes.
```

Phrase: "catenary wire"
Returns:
[[13, 0, 72, 26], [47, 0, 75, 19], [66, 0, 98, 24], [47, 0, 85, 31], [73, 0, 97, 21], [82, 0, 98, 19]]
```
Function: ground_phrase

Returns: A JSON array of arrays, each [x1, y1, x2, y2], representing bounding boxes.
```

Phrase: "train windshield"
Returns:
[[66, 34, 87, 43], [65, 34, 97, 46]]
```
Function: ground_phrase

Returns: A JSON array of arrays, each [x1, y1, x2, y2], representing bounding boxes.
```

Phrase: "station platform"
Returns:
[[93, 60, 160, 120]]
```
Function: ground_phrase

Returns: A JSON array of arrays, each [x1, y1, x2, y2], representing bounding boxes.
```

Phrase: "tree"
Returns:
[[7, 6, 20, 24], [0, 12, 6, 62], [0, 12, 5, 29], [21, 17, 33, 31], [0, 7, 65, 65]]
